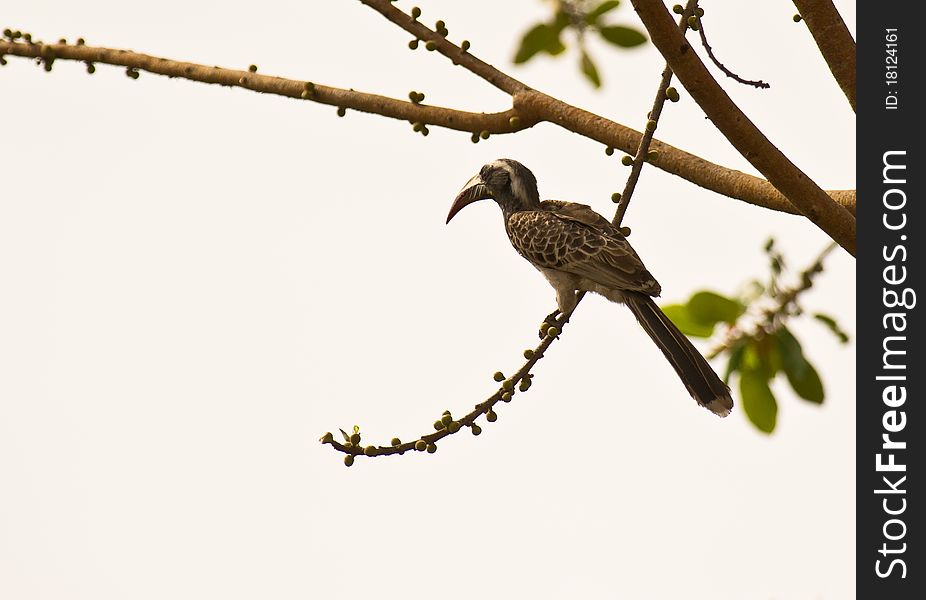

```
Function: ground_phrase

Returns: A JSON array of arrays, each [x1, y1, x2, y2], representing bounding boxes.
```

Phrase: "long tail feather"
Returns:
[[624, 293, 733, 417]]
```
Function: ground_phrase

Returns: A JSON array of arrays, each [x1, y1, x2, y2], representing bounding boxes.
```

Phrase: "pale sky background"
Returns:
[[1, 1, 856, 598]]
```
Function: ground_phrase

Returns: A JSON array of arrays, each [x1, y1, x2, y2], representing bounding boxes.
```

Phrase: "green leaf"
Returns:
[[586, 0, 621, 24], [580, 50, 602, 88], [813, 312, 850, 343], [739, 368, 778, 433], [723, 342, 747, 384], [661, 304, 715, 338], [775, 327, 824, 403], [513, 22, 567, 64], [687, 291, 744, 326], [598, 25, 647, 48]]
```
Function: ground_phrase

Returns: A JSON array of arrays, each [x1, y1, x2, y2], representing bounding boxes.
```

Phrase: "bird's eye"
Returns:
[[490, 170, 510, 189]]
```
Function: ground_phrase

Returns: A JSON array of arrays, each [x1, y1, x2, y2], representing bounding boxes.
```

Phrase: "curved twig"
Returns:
[[696, 15, 770, 89], [322, 293, 586, 459]]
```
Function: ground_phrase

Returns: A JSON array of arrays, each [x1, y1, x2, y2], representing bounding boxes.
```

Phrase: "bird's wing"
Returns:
[[507, 203, 661, 296]]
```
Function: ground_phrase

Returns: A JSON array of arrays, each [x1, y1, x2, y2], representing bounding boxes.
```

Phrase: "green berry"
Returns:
[[696, 8, 705, 17], [479, 130, 490, 140], [447, 421, 461, 433], [523, 349, 535, 359], [2, 29, 11, 38], [409, 39, 419, 49], [605, 146, 615, 156], [76, 37, 85, 45], [471, 424, 482, 436], [547, 326, 560, 337], [493, 371, 505, 382], [647, 150, 659, 161], [337, 106, 346, 117], [413, 122, 423, 132], [509, 116, 521, 128], [434, 420, 445, 431], [645, 120, 657, 133], [501, 391, 512, 402], [248, 64, 257, 73], [411, 6, 421, 19], [364, 445, 377, 456], [486, 410, 498, 423], [672, 4, 684, 14], [687, 16, 700, 31], [441, 413, 453, 426], [793, 14, 803, 22], [619, 226, 632, 237], [415, 440, 428, 451], [470, 133, 480, 143], [426, 443, 437, 454], [611, 192, 622, 203], [425, 40, 437, 51], [344, 455, 354, 467], [435, 20, 445, 30], [621, 155, 634, 166], [501, 380, 513, 391], [461, 40, 471, 52], [391, 437, 402, 447], [23, 33, 32, 43]]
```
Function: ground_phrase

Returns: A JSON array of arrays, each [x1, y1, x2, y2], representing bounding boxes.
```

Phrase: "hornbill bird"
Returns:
[[446, 158, 733, 417]]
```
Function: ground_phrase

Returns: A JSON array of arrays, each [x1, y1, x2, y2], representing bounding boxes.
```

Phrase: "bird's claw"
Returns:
[[539, 310, 563, 339]]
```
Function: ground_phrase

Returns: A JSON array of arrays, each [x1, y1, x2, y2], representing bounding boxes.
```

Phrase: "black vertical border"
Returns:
[[857, 2, 922, 598]]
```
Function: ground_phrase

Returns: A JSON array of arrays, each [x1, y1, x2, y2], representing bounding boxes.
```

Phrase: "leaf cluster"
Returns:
[[662, 239, 848, 433], [513, 1, 647, 88]]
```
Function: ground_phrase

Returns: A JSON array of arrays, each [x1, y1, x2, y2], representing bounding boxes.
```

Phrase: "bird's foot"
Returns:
[[539, 310, 563, 339]]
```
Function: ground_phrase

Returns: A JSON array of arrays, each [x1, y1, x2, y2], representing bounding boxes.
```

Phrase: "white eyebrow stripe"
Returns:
[[487, 159, 530, 204]]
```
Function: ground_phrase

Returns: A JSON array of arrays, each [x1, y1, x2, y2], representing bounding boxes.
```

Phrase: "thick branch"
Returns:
[[0, 34, 856, 218], [0, 39, 522, 134], [792, 0, 856, 112], [355, 1, 855, 218], [630, 0, 856, 255]]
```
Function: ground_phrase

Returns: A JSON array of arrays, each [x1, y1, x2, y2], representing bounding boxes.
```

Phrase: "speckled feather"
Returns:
[[505, 200, 662, 296]]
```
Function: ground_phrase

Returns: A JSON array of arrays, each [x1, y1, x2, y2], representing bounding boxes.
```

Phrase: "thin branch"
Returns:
[[792, 0, 856, 112], [630, 0, 856, 256], [359, 0, 528, 96], [706, 242, 836, 360], [322, 293, 586, 459], [696, 14, 770, 89], [613, 0, 699, 227], [0, 37, 856, 217]]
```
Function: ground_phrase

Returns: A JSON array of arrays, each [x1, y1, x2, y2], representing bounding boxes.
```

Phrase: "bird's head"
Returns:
[[446, 158, 540, 223]]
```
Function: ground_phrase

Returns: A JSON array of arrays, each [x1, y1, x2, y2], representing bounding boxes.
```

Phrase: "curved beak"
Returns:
[[446, 174, 490, 223]]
